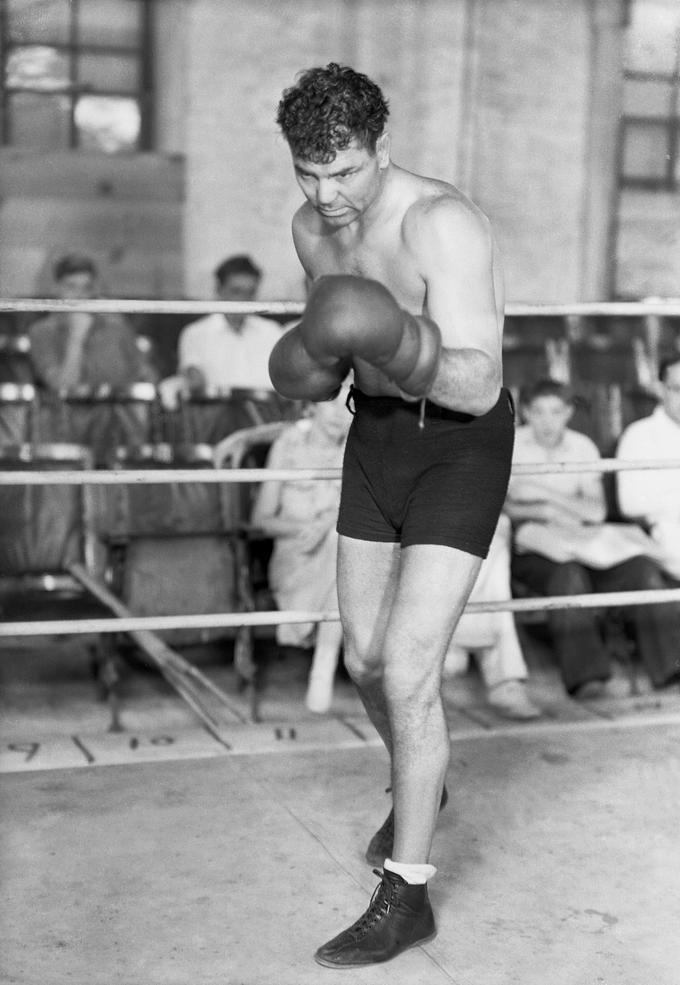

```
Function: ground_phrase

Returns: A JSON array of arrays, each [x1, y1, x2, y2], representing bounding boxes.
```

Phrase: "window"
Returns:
[[0, 0, 153, 153], [620, 0, 680, 189]]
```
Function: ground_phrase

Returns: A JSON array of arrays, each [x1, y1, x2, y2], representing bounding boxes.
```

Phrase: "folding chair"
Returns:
[[0, 442, 123, 727], [214, 422, 288, 720], [0, 383, 39, 445]]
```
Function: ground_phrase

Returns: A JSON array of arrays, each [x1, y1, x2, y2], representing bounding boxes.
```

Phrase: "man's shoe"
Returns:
[[314, 868, 436, 968], [573, 677, 630, 700], [487, 679, 541, 720], [572, 679, 607, 701], [365, 785, 449, 867]]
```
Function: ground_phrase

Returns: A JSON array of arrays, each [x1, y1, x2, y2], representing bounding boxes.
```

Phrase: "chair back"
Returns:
[[0, 443, 95, 578]]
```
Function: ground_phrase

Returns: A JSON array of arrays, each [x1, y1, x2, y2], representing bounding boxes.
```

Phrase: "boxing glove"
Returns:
[[268, 321, 351, 401], [300, 275, 441, 397]]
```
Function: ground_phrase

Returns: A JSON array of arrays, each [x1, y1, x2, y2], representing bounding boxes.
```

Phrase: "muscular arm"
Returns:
[[407, 198, 503, 415], [281, 196, 502, 412]]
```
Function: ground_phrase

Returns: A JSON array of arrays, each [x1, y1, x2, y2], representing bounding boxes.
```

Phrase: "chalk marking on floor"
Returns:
[[1, 702, 680, 774], [71, 734, 96, 764]]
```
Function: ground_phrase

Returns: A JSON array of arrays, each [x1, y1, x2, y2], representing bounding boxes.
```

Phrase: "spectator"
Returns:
[[505, 378, 680, 699], [29, 253, 156, 392], [160, 254, 282, 408], [250, 390, 350, 713], [444, 513, 541, 720], [28, 253, 157, 458], [617, 354, 680, 584]]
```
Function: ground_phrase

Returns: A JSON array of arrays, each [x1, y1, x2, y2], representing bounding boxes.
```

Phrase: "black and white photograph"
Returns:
[[1, 1, 679, 982]]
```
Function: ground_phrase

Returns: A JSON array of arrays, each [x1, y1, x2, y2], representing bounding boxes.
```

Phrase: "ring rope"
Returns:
[[2, 294, 679, 637], [0, 458, 679, 637], [2, 588, 680, 638], [0, 459, 679, 486], [2, 299, 680, 317]]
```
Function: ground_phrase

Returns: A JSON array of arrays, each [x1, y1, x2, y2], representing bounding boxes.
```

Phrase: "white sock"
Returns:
[[384, 857, 437, 884]]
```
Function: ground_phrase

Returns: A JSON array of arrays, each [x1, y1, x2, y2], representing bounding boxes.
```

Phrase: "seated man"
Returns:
[[29, 253, 155, 393], [505, 378, 680, 699], [250, 390, 351, 713], [617, 353, 680, 585], [160, 254, 282, 406], [444, 512, 541, 720], [29, 253, 157, 457]]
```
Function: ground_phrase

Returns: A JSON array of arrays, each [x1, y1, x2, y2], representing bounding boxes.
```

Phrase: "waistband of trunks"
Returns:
[[347, 385, 477, 423]]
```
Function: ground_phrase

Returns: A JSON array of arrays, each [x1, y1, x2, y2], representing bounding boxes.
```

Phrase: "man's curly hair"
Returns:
[[277, 63, 389, 163]]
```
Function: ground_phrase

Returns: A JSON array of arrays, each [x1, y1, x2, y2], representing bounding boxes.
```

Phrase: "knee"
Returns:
[[343, 640, 382, 687], [549, 561, 591, 595], [381, 652, 441, 712], [622, 555, 665, 588]]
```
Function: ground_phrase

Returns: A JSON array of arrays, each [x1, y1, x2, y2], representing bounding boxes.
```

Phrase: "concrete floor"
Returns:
[[2, 634, 680, 984]]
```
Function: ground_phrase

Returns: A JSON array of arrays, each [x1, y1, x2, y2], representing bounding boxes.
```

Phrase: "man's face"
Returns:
[[218, 273, 260, 303], [218, 272, 260, 330], [661, 361, 680, 426], [292, 136, 389, 227], [56, 271, 96, 299], [523, 394, 573, 449]]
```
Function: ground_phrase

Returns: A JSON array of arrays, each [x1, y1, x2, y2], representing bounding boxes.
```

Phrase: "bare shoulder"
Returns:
[[291, 202, 323, 272], [292, 202, 320, 246], [292, 200, 316, 234], [401, 176, 492, 254]]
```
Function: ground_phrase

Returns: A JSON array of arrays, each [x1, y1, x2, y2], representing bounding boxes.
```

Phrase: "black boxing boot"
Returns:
[[314, 868, 436, 968], [365, 785, 449, 867]]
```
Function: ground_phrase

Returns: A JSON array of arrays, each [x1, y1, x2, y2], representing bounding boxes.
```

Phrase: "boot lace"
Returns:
[[349, 870, 398, 938]]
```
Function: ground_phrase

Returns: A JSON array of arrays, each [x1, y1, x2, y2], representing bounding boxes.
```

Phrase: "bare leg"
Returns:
[[338, 535, 481, 862], [337, 536, 401, 755], [383, 545, 481, 862]]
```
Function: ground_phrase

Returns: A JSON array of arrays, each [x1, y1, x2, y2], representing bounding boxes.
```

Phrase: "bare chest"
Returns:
[[306, 232, 426, 314]]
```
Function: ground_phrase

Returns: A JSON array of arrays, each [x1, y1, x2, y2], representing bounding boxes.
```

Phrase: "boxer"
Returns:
[[273, 62, 514, 968]]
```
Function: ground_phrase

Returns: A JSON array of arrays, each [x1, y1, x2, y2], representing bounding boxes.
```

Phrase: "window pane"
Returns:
[[622, 121, 671, 181], [77, 52, 139, 92], [6, 45, 70, 91], [6, 0, 71, 44], [77, 0, 142, 48], [6, 91, 71, 148], [626, 1, 680, 75], [74, 94, 140, 152], [624, 78, 674, 117]]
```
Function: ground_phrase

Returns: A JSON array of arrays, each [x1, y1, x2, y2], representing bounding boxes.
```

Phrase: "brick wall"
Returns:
[[0, 151, 183, 299], [5, 0, 676, 306], [182, 0, 623, 303], [469, 0, 592, 300], [183, 0, 349, 300], [0, 0, 185, 300]]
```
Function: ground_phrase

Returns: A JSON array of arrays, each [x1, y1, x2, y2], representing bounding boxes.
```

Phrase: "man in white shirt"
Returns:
[[617, 354, 680, 582], [505, 378, 680, 698], [160, 255, 282, 407]]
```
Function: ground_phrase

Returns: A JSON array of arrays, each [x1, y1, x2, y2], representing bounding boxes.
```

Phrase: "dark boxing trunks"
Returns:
[[337, 386, 515, 557]]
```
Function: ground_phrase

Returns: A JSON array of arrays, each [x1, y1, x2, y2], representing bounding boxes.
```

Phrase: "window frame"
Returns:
[[0, 0, 154, 152], [619, 68, 680, 190]]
